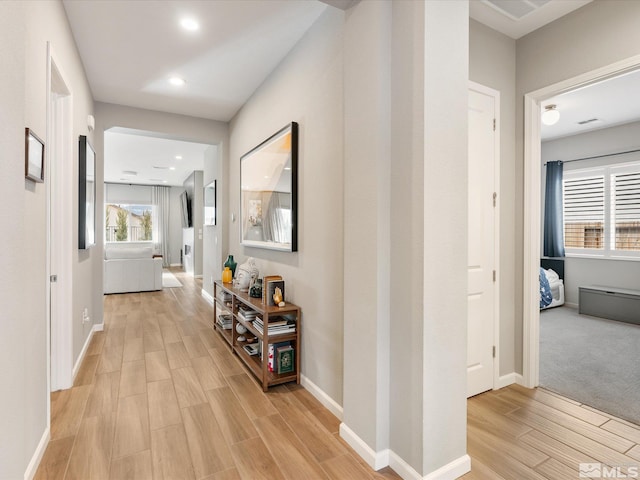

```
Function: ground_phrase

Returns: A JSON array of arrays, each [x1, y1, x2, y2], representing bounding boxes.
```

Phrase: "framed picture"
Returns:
[[25, 128, 45, 183], [79, 135, 96, 249], [204, 180, 216, 226]]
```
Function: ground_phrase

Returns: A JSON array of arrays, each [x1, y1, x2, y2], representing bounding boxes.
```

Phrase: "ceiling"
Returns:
[[67, 0, 636, 183], [104, 129, 213, 186], [541, 69, 640, 141], [62, 0, 327, 122], [469, 0, 592, 39]]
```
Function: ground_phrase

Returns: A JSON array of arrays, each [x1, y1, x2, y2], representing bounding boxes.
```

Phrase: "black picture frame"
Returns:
[[240, 122, 298, 252], [25, 128, 45, 183], [79, 135, 96, 249]]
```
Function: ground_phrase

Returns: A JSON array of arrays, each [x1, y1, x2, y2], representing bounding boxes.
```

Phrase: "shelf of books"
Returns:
[[213, 280, 301, 391]]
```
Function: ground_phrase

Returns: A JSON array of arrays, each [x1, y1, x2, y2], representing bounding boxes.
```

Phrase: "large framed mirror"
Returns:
[[240, 122, 298, 252], [79, 135, 96, 249]]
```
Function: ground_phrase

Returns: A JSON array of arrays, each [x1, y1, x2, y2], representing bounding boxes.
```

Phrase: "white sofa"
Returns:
[[104, 246, 162, 294]]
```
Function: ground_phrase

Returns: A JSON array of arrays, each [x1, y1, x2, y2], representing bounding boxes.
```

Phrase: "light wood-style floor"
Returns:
[[34, 269, 640, 479], [34, 269, 401, 480]]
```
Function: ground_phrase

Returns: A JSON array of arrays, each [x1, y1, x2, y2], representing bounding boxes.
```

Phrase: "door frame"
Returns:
[[468, 81, 501, 392], [46, 43, 74, 401], [522, 54, 640, 388]]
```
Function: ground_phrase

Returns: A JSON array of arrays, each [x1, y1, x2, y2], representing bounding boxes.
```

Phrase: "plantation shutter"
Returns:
[[613, 171, 640, 251], [563, 175, 605, 249]]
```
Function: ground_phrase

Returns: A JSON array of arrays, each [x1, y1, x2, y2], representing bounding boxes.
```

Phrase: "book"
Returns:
[[262, 275, 282, 304], [268, 341, 291, 372], [277, 345, 294, 374], [267, 280, 285, 306], [243, 344, 259, 356]]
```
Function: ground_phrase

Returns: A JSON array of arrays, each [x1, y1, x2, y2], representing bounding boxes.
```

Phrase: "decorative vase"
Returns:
[[224, 255, 237, 277], [222, 266, 232, 283]]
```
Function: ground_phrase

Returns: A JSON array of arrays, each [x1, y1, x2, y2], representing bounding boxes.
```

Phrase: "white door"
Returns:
[[467, 85, 498, 398]]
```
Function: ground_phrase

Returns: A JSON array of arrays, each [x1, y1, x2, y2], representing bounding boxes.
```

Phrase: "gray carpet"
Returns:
[[540, 306, 640, 425]]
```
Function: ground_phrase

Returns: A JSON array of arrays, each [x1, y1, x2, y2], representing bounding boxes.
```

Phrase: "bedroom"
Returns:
[[539, 68, 640, 425]]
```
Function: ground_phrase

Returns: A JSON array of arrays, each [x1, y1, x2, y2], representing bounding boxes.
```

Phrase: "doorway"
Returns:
[[467, 81, 500, 398], [522, 54, 640, 389], [47, 44, 74, 395]]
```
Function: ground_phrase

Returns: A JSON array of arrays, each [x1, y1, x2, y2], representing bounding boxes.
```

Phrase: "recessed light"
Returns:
[[175, 155, 182, 160], [170, 167, 176, 171], [264, 175, 269, 179], [180, 18, 199, 32], [162, 180, 168, 184], [169, 76, 186, 87], [284, 167, 291, 171]]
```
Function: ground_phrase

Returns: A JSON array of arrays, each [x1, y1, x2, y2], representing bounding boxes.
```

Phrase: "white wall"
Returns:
[[516, 0, 640, 372], [0, 1, 95, 477], [229, 7, 345, 406], [469, 19, 517, 377], [541, 121, 640, 304], [202, 145, 222, 296]]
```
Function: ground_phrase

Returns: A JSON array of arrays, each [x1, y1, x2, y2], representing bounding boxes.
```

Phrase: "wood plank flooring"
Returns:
[[35, 269, 640, 479], [35, 269, 400, 480]]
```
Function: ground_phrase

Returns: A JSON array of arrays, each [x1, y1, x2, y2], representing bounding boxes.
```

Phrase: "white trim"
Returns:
[[194, 274, 203, 279], [388, 451, 422, 480], [522, 54, 640, 389], [339, 423, 389, 471], [300, 374, 343, 421], [468, 81, 501, 393], [170, 263, 182, 267], [23, 428, 50, 480], [423, 454, 471, 480], [201, 288, 214, 306], [495, 372, 524, 390], [72, 323, 103, 380], [47, 43, 74, 394], [565, 302, 578, 309]]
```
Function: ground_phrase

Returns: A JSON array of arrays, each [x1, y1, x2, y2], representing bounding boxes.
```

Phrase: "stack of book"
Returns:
[[237, 306, 257, 324], [216, 313, 232, 330], [253, 316, 296, 336], [217, 290, 232, 306]]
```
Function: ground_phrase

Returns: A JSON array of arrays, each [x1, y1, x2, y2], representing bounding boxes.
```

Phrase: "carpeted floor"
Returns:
[[162, 270, 183, 288], [540, 305, 640, 425]]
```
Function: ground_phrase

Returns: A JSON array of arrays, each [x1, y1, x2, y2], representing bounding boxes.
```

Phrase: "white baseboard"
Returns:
[[24, 428, 50, 480], [423, 454, 471, 480], [194, 274, 203, 279], [300, 374, 343, 421], [170, 263, 182, 267], [201, 289, 214, 306], [389, 451, 422, 480], [495, 372, 523, 389], [339, 423, 389, 471], [72, 323, 103, 380], [565, 302, 578, 309]]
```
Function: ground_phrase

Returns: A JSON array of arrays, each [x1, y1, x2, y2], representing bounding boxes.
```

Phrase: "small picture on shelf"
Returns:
[[243, 344, 259, 356], [267, 280, 285, 306], [262, 275, 282, 304]]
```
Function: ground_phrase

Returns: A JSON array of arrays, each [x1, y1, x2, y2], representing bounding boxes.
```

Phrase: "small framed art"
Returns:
[[25, 128, 45, 183]]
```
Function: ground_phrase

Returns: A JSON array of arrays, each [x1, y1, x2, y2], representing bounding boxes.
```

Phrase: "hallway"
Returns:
[[35, 270, 400, 479]]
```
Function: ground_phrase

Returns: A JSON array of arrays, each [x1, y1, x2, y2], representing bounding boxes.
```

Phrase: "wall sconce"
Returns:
[[542, 104, 560, 126], [87, 114, 95, 132]]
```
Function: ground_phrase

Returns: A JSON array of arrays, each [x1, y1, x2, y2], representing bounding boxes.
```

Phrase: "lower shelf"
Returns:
[[233, 343, 298, 388], [214, 323, 232, 346]]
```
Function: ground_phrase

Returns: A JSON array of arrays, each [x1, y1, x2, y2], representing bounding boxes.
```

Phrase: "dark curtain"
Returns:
[[543, 160, 565, 257]]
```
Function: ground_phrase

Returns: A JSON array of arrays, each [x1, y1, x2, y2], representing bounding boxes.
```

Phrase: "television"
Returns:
[[180, 190, 192, 228]]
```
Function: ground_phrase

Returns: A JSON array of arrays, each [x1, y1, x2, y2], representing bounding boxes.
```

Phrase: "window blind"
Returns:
[[563, 175, 604, 249], [613, 171, 640, 251]]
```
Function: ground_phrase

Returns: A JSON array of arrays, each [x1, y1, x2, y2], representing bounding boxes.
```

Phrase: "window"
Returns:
[[563, 162, 640, 258], [105, 204, 153, 242]]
